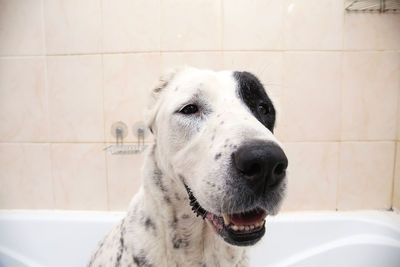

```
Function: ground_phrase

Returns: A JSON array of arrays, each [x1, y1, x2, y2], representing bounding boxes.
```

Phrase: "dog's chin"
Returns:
[[184, 184, 267, 247]]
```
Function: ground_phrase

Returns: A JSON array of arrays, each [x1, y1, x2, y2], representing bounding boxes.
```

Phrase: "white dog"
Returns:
[[88, 67, 288, 267]]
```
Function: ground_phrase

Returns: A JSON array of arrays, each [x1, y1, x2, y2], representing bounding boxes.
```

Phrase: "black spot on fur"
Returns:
[[181, 214, 190, 219], [153, 169, 167, 193], [144, 217, 156, 232], [220, 121, 224, 125], [215, 153, 221, 160], [206, 181, 216, 188], [164, 196, 171, 204], [211, 134, 215, 141], [234, 71, 276, 131], [172, 234, 189, 249], [133, 250, 153, 267], [115, 220, 126, 267], [174, 192, 181, 201], [173, 213, 179, 226]]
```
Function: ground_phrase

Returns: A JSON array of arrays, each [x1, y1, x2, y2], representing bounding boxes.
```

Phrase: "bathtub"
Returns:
[[0, 211, 399, 267]]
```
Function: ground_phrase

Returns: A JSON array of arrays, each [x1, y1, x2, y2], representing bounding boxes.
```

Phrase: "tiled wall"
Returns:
[[0, 0, 399, 211]]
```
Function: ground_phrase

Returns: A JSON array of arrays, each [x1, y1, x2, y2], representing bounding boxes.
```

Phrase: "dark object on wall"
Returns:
[[346, 0, 400, 12]]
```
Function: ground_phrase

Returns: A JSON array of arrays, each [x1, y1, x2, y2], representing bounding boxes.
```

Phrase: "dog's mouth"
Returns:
[[184, 184, 267, 246]]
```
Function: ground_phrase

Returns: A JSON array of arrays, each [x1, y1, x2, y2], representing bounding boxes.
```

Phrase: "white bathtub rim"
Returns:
[[0, 209, 126, 222], [0, 209, 399, 227]]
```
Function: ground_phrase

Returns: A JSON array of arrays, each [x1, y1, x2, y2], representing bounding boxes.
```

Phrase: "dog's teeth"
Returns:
[[262, 213, 268, 221], [222, 214, 230, 226], [250, 225, 255, 230], [232, 225, 239, 231], [244, 226, 250, 231], [239, 225, 245, 231]]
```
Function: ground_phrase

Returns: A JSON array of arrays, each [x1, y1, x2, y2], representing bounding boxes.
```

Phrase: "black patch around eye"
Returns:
[[234, 71, 276, 131]]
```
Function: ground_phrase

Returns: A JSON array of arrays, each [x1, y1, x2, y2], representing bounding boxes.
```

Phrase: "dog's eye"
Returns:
[[258, 103, 270, 115], [179, 104, 199, 115]]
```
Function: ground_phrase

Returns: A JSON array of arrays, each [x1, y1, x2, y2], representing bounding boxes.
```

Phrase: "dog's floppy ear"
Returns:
[[145, 68, 179, 134]]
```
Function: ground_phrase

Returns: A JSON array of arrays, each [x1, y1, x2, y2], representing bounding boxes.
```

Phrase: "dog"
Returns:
[[88, 67, 288, 267]]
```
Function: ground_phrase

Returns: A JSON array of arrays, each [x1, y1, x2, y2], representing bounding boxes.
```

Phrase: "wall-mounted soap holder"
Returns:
[[346, 0, 400, 12], [104, 121, 149, 155]]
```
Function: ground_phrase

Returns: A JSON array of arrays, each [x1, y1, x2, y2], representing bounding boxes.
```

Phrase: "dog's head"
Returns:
[[147, 67, 288, 247]]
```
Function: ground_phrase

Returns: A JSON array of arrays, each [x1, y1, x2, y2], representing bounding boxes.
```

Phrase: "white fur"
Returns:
[[88, 67, 283, 267]]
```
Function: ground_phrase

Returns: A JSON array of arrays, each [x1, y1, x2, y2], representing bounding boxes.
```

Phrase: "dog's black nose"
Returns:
[[233, 141, 288, 193]]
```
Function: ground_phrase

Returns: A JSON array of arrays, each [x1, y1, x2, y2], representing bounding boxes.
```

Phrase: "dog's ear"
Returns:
[[145, 68, 179, 134]]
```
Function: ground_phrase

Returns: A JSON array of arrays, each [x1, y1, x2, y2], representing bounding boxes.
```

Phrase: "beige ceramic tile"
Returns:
[[281, 142, 339, 211], [161, 52, 223, 72], [342, 52, 400, 141], [393, 143, 400, 210], [280, 52, 341, 141], [338, 142, 395, 210], [107, 150, 145, 210], [47, 55, 104, 142], [102, 0, 160, 52], [52, 143, 107, 210], [344, 13, 400, 50], [161, 0, 221, 51], [0, 144, 53, 209], [103, 54, 160, 143], [223, 52, 283, 98], [0, 58, 48, 142], [223, 0, 283, 50], [0, 0, 44, 55], [44, 0, 102, 54], [284, 0, 343, 50]]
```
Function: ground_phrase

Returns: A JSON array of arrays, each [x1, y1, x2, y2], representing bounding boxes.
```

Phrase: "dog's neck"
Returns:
[[125, 144, 248, 267]]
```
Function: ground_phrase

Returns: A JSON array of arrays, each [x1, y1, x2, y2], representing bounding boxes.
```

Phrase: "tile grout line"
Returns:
[[390, 142, 398, 210], [156, 0, 162, 115], [99, 0, 111, 211], [220, 0, 224, 53], [39, 0, 56, 209], [159, 0, 162, 53], [390, 78, 400, 209], [336, 5, 345, 210], [2, 140, 399, 145], [336, 58, 344, 210], [1, 49, 400, 59]]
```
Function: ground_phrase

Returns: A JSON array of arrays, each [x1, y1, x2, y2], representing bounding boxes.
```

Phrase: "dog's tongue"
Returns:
[[230, 208, 266, 225]]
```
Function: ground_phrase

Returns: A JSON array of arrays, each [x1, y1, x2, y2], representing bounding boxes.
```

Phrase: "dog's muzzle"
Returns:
[[184, 141, 288, 247]]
